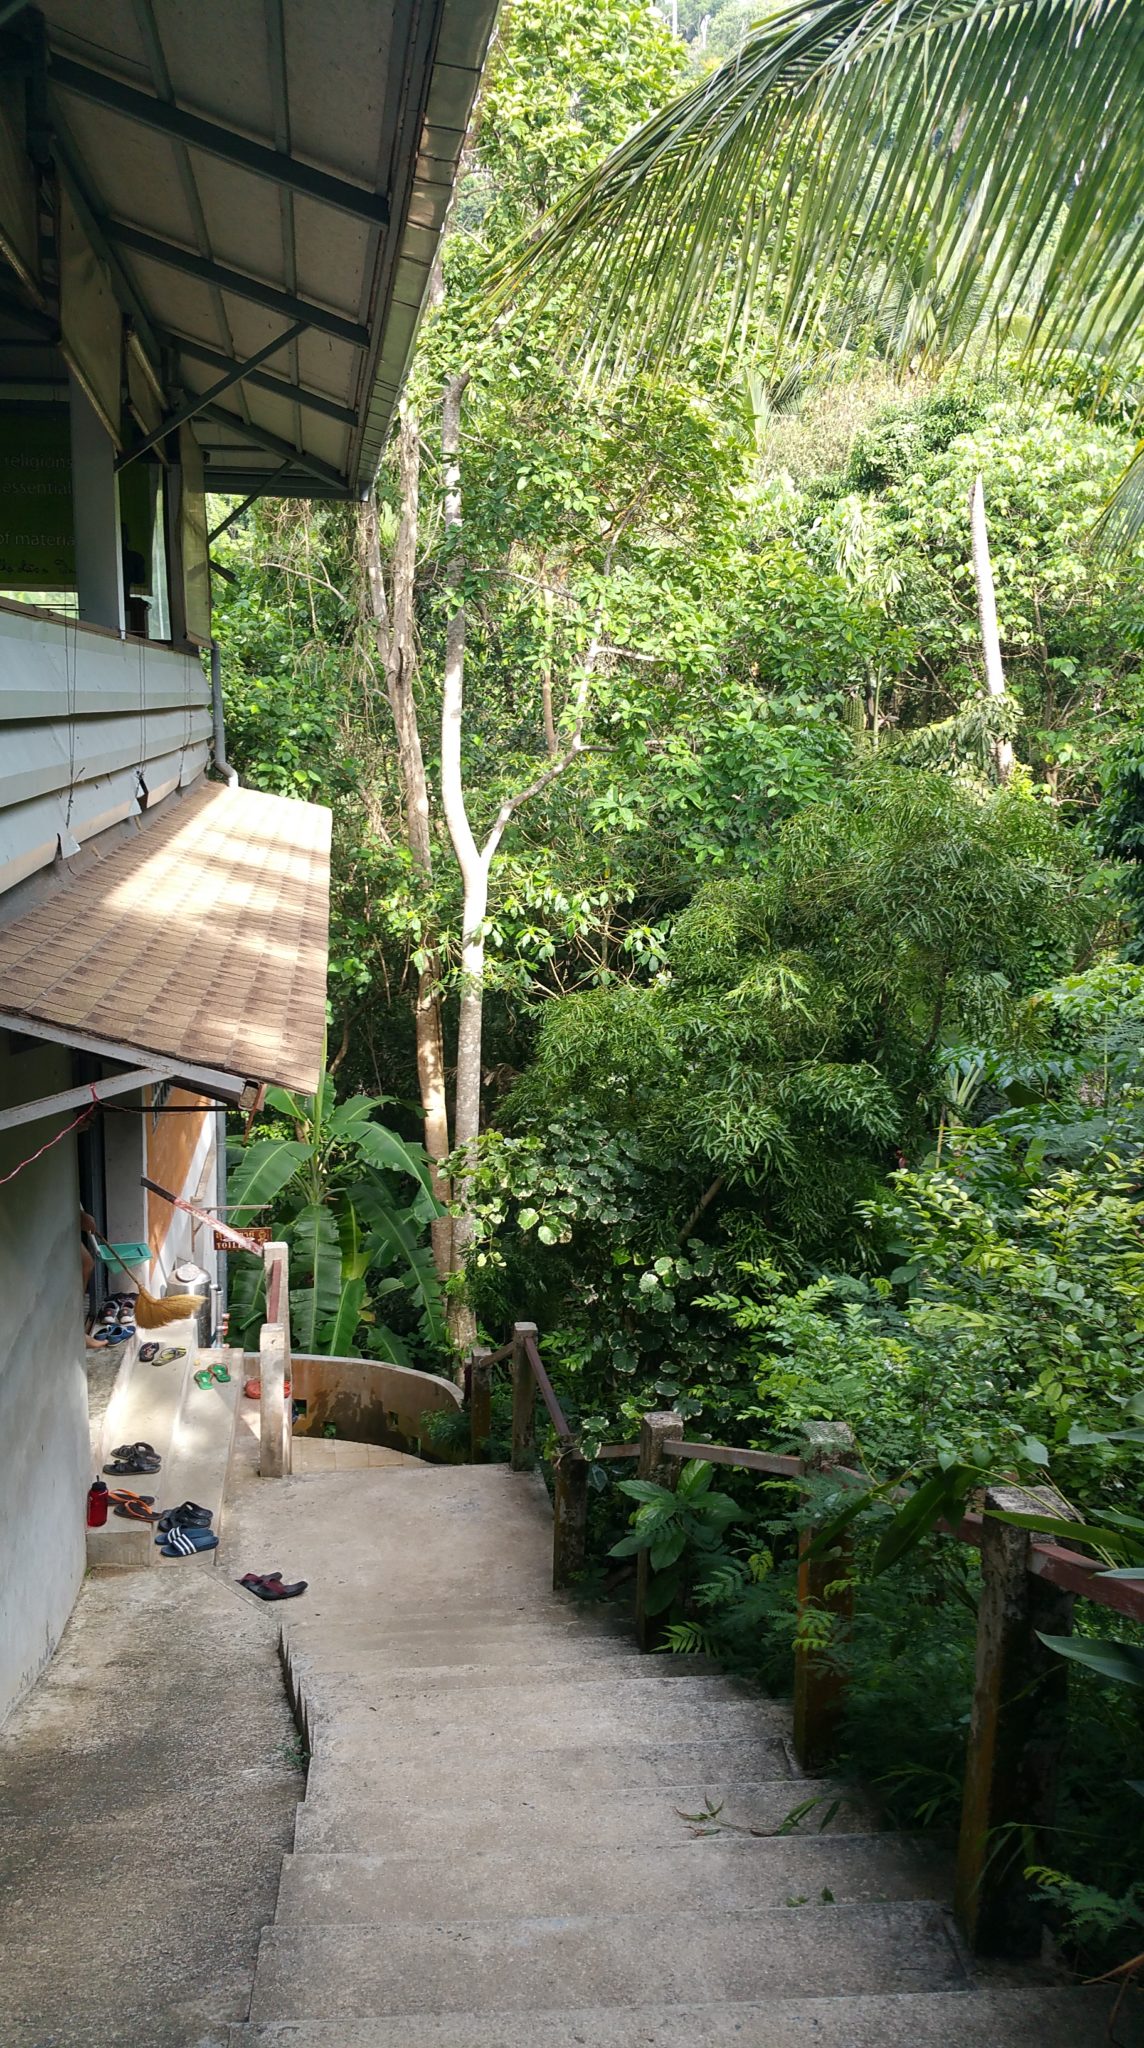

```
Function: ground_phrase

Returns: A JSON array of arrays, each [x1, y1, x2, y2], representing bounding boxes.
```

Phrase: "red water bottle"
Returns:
[[87, 1479, 109, 1528]]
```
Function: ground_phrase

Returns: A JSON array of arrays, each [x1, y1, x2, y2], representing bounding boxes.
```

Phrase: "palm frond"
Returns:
[[1091, 441, 1144, 553], [491, 0, 1144, 388]]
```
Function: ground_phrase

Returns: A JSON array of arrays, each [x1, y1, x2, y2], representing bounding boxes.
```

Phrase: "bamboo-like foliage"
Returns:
[[492, 0, 1144, 395]]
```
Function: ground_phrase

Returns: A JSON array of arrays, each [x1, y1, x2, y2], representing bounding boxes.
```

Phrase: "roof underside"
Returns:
[[0, 780, 332, 1095], [28, 0, 497, 498]]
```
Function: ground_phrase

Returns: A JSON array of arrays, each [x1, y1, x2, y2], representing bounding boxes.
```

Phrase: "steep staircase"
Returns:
[[227, 1462, 1111, 2047]]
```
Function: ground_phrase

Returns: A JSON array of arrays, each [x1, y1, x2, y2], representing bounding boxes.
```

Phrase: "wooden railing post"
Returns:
[[635, 1409, 683, 1651], [259, 1240, 292, 1479], [469, 1345, 492, 1462], [552, 1448, 589, 1590], [793, 1420, 855, 1771], [955, 1485, 1075, 1955], [510, 1321, 538, 1470]]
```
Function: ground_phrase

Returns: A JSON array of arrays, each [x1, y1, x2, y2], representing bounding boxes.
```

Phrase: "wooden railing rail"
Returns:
[[467, 1326, 1142, 1960]]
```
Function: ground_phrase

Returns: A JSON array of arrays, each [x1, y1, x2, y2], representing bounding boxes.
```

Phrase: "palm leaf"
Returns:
[[494, 0, 1144, 394]]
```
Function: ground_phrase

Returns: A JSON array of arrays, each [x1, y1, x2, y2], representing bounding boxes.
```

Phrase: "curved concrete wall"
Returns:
[[254, 1352, 463, 1462]]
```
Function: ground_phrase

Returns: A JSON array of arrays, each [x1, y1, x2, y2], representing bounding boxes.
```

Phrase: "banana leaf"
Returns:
[[355, 1120, 438, 1197], [288, 1203, 343, 1352], [227, 1138, 307, 1219], [319, 1275, 367, 1357]]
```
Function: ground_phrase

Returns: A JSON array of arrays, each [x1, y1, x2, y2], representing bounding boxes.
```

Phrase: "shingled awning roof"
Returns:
[[0, 781, 330, 1097]]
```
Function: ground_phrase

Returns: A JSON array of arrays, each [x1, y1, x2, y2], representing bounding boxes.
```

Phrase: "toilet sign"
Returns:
[[214, 1225, 271, 1250]]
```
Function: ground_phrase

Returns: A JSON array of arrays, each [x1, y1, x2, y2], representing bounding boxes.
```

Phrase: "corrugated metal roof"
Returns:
[[33, 0, 499, 498], [0, 779, 331, 1093]]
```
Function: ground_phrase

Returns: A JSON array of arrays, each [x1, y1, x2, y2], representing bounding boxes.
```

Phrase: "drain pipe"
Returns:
[[210, 640, 239, 787]]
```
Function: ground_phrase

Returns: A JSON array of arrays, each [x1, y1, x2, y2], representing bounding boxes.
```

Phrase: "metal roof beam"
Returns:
[[104, 221, 369, 349], [0, 1064, 167, 1134], [201, 402, 346, 491], [48, 53, 391, 229], [116, 319, 305, 471], [208, 462, 293, 540], [166, 333, 357, 428]]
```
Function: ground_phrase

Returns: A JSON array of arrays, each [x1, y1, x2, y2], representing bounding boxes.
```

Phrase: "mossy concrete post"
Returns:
[[793, 1420, 855, 1772], [552, 1448, 589, 1591], [955, 1485, 1076, 1956], [635, 1409, 684, 1652], [259, 1241, 291, 1478], [469, 1346, 492, 1463], [510, 1322, 538, 1471]]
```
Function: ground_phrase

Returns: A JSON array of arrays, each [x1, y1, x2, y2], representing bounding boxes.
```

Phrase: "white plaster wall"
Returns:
[[147, 1109, 219, 1295], [0, 1041, 90, 1726]]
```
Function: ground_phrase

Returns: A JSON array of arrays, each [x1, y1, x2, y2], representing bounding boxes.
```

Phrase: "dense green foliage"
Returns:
[[212, 0, 1144, 1973]]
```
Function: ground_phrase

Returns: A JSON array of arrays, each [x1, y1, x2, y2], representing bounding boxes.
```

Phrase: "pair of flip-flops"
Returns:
[[158, 1524, 218, 1557], [109, 1489, 157, 1521], [139, 1343, 186, 1366], [104, 1441, 160, 1476], [238, 1572, 307, 1601], [194, 1363, 230, 1390]]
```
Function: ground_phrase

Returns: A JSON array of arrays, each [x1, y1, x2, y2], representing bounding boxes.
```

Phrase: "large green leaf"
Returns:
[[319, 1275, 367, 1357], [328, 1094, 391, 1140], [227, 1138, 307, 1219], [354, 1120, 438, 1196], [1037, 1632, 1144, 1688], [366, 1205, 446, 1351], [288, 1203, 342, 1352], [365, 1321, 413, 1370]]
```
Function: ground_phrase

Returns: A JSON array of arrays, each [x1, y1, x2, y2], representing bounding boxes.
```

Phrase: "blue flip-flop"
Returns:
[[157, 1526, 218, 1558]]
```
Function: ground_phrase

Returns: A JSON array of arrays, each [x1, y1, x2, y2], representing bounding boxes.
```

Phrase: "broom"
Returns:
[[87, 1226, 204, 1329]]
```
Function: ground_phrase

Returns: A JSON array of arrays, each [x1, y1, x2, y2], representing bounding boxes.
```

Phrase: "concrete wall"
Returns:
[[287, 1351, 464, 1461], [0, 1039, 90, 1726]]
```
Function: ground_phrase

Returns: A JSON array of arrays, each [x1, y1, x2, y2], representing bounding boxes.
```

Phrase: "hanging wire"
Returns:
[[0, 1086, 100, 1187]]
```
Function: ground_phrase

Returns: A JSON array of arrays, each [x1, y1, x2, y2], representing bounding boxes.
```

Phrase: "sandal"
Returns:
[[193, 1368, 214, 1390], [93, 1325, 132, 1345], [158, 1526, 218, 1557], [139, 1343, 186, 1366], [157, 1501, 212, 1533], [104, 1453, 161, 1475], [114, 1497, 158, 1521], [239, 1574, 307, 1600], [209, 1362, 231, 1384]]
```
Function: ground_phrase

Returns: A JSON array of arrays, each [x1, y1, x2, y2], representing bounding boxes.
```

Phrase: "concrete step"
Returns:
[[88, 1339, 241, 1570], [292, 1776, 864, 1855], [307, 1727, 798, 1790], [230, 1987, 1116, 2048], [247, 1900, 967, 2020], [306, 1686, 788, 1763], [280, 1630, 708, 1679], [294, 1668, 762, 1722], [274, 1833, 947, 1923]]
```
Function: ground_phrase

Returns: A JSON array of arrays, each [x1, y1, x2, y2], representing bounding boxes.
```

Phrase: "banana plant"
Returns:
[[227, 1059, 445, 1366]]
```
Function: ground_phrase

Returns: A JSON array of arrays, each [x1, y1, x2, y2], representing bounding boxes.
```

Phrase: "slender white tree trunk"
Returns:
[[439, 371, 483, 1351], [970, 474, 1013, 783]]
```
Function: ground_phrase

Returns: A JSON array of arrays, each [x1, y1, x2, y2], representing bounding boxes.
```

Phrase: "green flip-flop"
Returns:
[[210, 1362, 231, 1384], [193, 1368, 213, 1390]]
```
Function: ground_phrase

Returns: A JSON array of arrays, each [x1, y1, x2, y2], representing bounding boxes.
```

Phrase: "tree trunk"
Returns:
[[360, 412, 452, 1278], [540, 582, 558, 756], [970, 474, 1013, 783], [439, 371, 481, 1351]]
